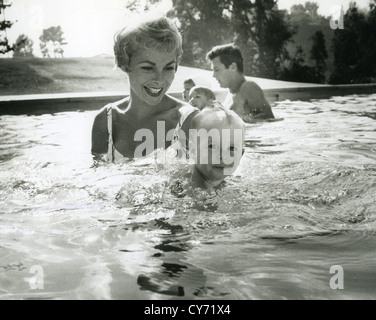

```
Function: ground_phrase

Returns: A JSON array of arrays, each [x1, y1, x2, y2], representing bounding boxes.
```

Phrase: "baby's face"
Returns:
[[191, 115, 244, 183], [189, 91, 211, 110]]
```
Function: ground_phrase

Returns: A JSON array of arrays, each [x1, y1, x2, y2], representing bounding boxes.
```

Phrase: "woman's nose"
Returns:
[[152, 70, 164, 82]]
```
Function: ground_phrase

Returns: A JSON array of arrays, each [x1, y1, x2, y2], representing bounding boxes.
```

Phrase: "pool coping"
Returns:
[[0, 83, 375, 115]]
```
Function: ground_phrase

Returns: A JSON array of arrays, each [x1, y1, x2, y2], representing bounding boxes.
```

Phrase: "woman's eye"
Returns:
[[141, 66, 153, 71]]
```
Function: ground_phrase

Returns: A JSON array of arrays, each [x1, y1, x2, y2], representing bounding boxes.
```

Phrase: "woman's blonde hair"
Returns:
[[114, 14, 183, 72]]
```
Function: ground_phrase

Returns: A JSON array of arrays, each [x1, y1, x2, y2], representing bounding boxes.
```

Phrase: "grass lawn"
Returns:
[[0, 56, 216, 96], [0, 56, 127, 95], [0, 56, 323, 97]]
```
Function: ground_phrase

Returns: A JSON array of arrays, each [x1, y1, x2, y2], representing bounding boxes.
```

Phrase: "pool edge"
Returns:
[[0, 83, 376, 115]]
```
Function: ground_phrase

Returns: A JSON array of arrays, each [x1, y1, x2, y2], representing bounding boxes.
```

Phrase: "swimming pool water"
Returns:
[[1, 94, 376, 299]]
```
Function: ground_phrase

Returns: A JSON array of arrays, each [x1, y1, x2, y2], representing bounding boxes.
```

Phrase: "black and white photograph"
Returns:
[[1, 0, 375, 303]]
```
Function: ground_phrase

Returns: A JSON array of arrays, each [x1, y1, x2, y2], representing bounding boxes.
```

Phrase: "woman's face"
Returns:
[[127, 47, 178, 105]]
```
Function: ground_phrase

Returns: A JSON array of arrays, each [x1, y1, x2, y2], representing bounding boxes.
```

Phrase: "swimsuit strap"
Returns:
[[106, 104, 115, 162]]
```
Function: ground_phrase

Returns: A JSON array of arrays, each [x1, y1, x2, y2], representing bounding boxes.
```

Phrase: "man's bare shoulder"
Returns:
[[240, 80, 263, 92], [239, 80, 264, 99]]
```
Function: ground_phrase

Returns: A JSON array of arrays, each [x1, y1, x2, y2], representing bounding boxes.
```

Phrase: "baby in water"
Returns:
[[188, 86, 216, 110], [188, 101, 245, 189]]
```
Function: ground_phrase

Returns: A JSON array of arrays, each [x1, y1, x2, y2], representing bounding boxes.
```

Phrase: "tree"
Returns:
[[125, 0, 164, 13], [310, 30, 328, 82], [228, 0, 294, 77], [329, 2, 374, 84], [304, 1, 319, 19], [287, 2, 333, 81], [170, 0, 294, 78], [13, 34, 34, 57], [290, 1, 319, 21], [169, 0, 232, 67], [359, 0, 376, 82], [39, 26, 67, 58], [0, 0, 13, 54], [280, 45, 317, 83]]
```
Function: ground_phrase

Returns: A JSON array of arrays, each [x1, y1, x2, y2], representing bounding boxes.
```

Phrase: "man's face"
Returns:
[[211, 56, 232, 89]]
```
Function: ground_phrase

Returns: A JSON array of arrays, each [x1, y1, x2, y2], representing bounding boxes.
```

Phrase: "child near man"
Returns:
[[206, 43, 274, 120], [188, 86, 216, 110]]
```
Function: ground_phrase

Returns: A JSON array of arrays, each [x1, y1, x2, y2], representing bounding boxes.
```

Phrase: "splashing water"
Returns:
[[1, 94, 376, 299]]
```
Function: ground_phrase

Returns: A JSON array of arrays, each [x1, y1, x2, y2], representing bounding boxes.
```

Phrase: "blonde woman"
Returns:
[[91, 14, 198, 161]]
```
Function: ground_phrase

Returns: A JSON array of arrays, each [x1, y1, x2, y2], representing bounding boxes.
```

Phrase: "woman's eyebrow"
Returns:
[[165, 61, 177, 67], [138, 60, 176, 66]]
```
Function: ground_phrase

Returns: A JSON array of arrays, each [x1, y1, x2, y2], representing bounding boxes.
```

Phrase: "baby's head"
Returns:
[[189, 101, 245, 188], [188, 86, 216, 110]]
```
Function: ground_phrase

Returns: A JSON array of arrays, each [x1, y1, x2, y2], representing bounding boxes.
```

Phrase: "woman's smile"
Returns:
[[143, 86, 164, 97], [126, 48, 177, 105]]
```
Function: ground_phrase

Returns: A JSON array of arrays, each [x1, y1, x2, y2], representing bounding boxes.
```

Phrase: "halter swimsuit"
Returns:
[[106, 104, 197, 162]]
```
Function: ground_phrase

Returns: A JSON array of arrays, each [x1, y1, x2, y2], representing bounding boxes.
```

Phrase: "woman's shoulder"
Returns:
[[165, 94, 187, 107], [92, 98, 130, 131], [111, 97, 131, 113], [163, 95, 197, 118], [169, 95, 198, 117], [165, 97, 199, 136], [94, 97, 129, 115]]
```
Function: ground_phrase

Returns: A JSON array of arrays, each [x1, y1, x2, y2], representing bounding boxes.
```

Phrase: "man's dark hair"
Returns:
[[206, 43, 244, 73]]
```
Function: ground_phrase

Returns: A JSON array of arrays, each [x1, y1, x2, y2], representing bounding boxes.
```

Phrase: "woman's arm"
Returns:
[[91, 107, 109, 155]]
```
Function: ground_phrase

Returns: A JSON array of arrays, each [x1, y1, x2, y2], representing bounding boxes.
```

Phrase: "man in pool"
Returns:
[[206, 43, 274, 121], [188, 101, 245, 189], [188, 86, 216, 110]]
